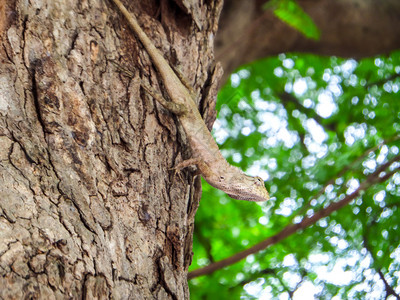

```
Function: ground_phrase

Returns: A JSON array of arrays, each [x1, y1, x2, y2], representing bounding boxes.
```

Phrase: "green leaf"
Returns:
[[264, 0, 321, 40]]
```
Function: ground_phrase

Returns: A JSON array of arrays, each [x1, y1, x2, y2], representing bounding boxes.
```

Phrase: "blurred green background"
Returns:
[[189, 49, 400, 299]]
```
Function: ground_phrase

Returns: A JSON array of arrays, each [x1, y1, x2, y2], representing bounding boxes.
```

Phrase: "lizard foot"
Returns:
[[169, 158, 202, 183]]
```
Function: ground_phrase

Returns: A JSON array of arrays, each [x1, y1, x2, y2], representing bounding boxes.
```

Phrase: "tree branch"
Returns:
[[363, 231, 400, 299], [291, 136, 400, 223], [188, 154, 400, 279], [377, 268, 400, 300]]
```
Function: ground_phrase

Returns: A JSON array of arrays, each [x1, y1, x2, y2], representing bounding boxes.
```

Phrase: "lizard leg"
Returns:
[[171, 157, 213, 178], [110, 60, 135, 77], [171, 65, 196, 98], [170, 158, 200, 183], [172, 158, 202, 170], [141, 83, 187, 115]]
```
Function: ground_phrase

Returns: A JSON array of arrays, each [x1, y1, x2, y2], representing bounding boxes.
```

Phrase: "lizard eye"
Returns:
[[255, 177, 264, 186]]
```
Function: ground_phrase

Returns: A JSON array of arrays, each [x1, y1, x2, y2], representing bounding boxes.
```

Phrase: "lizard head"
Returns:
[[226, 175, 270, 202], [206, 170, 270, 202]]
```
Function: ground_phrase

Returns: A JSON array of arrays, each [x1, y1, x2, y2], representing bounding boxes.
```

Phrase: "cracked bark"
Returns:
[[0, 0, 222, 298]]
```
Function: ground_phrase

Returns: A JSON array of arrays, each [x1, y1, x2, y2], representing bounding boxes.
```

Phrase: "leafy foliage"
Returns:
[[189, 50, 400, 299]]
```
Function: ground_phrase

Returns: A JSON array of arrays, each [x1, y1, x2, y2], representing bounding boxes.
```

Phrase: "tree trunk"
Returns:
[[0, 0, 221, 298]]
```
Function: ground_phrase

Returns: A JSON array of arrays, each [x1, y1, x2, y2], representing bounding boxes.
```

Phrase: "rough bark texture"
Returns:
[[0, 0, 221, 298], [217, 0, 400, 81]]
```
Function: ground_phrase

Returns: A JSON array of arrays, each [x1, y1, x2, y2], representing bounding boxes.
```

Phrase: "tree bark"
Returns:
[[0, 0, 221, 298]]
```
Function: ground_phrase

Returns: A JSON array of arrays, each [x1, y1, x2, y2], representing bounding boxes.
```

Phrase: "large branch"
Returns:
[[188, 154, 400, 279], [216, 0, 400, 79]]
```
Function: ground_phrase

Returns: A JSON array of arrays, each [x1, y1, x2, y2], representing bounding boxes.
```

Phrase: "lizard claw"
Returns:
[[169, 166, 185, 183], [169, 158, 201, 183]]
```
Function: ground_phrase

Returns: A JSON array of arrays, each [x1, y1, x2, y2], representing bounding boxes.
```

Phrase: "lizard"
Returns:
[[109, 0, 270, 202]]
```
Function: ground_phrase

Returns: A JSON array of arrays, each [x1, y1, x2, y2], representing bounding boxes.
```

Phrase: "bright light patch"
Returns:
[[283, 58, 295, 69], [316, 92, 336, 118], [347, 74, 358, 86], [231, 73, 240, 88], [244, 279, 269, 299], [238, 100, 251, 111], [305, 119, 327, 144], [276, 198, 297, 216], [241, 127, 252, 136], [302, 155, 317, 169], [293, 281, 322, 300], [268, 158, 277, 170], [259, 216, 268, 225], [327, 75, 343, 97], [309, 253, 330, 264], [341, 59, 357, 77], [232, 152, 242, 163], [374, 58, 384, 67], [274, 67, 284, 77], [283, 254, 297, 267], [315, 258, 355, 285], [238, 69, 251, 79], [344, 123, 366, 146], [373, 190, 386, 203], [212, 119, 230, 144], [377, 145, 388, 163], [255, 99, 277, 111], [285, 82, 293, 93], [392, 83, 399, 93], [346, 178, 360, 194], [304, 118, 328, 155], [251, 89, 261, 101], [236, 272, 244, 282], [337, 239, 349, 250], [303, 98, 313, 108], [247, 164, 270, 181], [322, 70, 331, 82], [293, 78, 308, 96], [232, 227, 240, 237], [363, 159, 377, 172], [283, 271, 302, 289], [258, 111, 298, 148]]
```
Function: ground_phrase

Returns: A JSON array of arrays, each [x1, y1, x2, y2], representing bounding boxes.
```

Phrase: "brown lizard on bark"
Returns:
[[110, 0, 270, 202]]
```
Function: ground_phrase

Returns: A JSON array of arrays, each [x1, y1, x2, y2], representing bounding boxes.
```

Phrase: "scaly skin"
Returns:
[[110, 0, 270, 201]]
